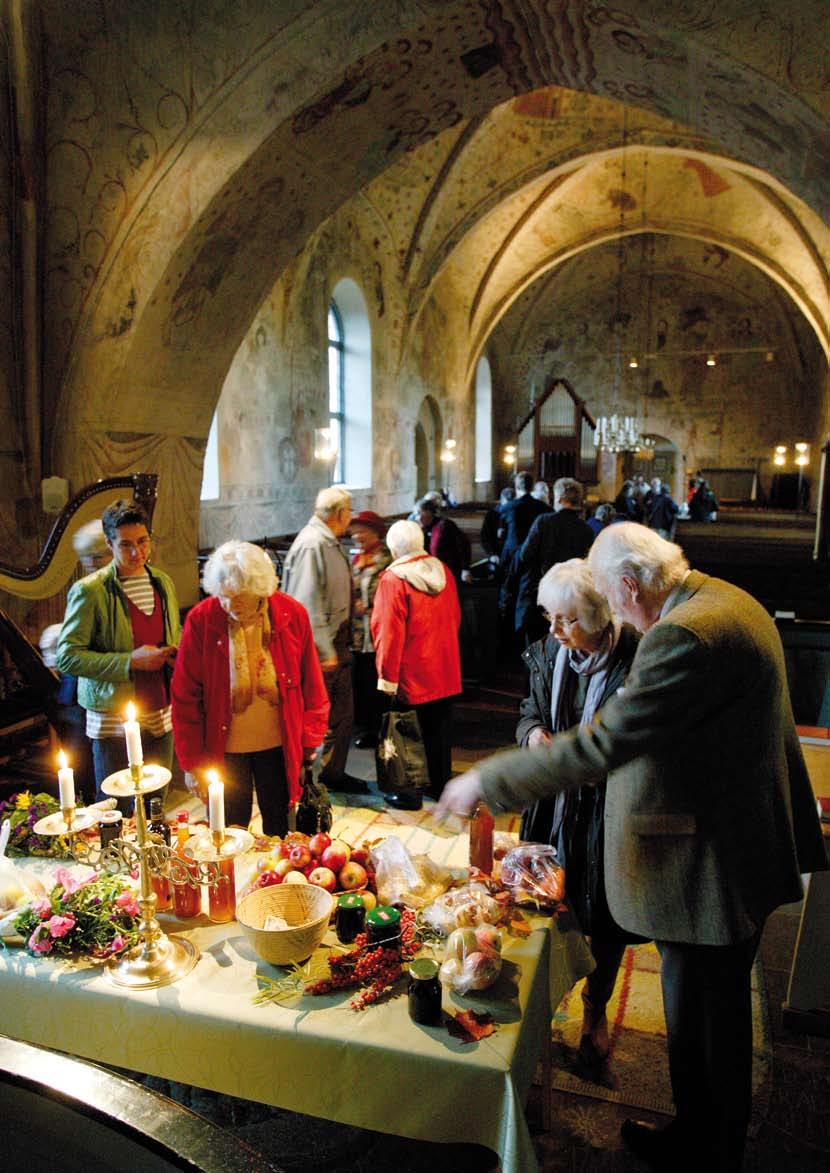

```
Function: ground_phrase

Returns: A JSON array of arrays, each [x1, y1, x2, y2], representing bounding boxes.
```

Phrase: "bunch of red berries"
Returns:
[[306, 941, 405, 1009]]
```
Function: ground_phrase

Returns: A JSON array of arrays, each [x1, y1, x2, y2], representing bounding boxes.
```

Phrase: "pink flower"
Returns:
[[115, 891, 140, 918], [107, 934, 126, 955], [27, 926, 52, 954], [46, 914, 76, 939], [55, 867, 96, 897], [31, 898, 53, 918]]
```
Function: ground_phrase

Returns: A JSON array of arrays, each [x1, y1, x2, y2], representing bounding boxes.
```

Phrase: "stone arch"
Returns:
[[43, 2, 830, 597]]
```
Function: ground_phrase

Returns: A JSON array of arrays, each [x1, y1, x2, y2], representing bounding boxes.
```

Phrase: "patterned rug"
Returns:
[[549, 941, 773, 1132]]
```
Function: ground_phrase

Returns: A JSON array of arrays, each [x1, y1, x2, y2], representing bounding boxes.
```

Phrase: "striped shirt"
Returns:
[[86, 572, 173, 740]]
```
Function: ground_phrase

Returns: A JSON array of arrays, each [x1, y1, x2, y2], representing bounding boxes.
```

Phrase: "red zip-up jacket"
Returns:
[[370, 554, 461, 704], [171, 592, 330, 804]]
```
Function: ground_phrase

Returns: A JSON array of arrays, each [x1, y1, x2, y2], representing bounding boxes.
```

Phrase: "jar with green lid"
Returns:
[[335, 893, 366, 943], [408, 957, 442, 1024], [365, 905, 401, 951]]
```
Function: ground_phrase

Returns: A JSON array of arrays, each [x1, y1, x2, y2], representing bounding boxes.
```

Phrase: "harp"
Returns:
[[0, 474, 157, 767], [0, 473, 158, 600]]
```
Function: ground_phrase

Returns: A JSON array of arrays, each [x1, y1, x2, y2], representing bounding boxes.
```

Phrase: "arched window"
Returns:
[[200, 411, 220, 500], [328, 278, 372, 488], [328, 303, 345, 483], [475, 355, 493, 484]]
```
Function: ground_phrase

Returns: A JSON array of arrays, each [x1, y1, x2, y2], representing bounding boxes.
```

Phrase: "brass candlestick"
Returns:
[[100, 764, 200, 990]]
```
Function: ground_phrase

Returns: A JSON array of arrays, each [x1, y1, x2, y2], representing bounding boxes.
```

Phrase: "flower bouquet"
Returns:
[[0, 791, 67, 857], [13, 867, 142, 960]]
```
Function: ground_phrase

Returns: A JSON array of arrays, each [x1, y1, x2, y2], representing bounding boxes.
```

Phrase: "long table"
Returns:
[[0, 814, 594, 1173]]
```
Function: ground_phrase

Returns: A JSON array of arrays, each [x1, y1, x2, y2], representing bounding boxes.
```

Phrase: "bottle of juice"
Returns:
[[469, 802, 494, 874], [148, 797, 173, 911], [173, 811, 202, 919]]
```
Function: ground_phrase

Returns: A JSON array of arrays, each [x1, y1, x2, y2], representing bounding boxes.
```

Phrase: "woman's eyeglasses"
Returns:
[[542, 612, 579, 630]]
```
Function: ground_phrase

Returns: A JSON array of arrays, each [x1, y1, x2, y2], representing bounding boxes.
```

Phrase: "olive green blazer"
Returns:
[[479, 571, 827, 944]]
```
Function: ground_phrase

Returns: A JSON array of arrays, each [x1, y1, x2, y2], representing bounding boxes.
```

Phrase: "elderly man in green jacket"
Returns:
[[56, 499, 180, 807], [438, 521, 826, 1173]]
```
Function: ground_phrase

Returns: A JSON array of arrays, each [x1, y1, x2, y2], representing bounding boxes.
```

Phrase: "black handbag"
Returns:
[[295, 765, 333, 835], [375, 704, 429, 795]]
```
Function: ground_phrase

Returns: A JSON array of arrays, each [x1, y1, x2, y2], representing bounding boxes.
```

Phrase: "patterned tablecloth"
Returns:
[[0, 809, 594, 1173]]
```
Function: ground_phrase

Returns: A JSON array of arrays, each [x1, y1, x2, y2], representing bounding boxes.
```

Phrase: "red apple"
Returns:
[[349, 846, 369, 867], [289, 843, 313, 870], [272, 858, 295, 880], [308, 831, 332, 859], [321, 841, 350, 873], [277, 840, 294, 860], [256, 870, 282, 888], [307, 866, 337, 892], [338, 861, 368, 891]]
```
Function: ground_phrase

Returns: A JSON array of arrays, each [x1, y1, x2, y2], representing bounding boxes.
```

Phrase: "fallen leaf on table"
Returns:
[[507, 912, 531, 937], [447, 1009, 496, 1043]]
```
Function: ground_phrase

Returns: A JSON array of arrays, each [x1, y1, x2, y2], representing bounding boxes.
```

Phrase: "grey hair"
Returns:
[[514, 471, 533, 493], [588, 521, 689, 597], [537, 558, 611, 635], [314, 486, 351, 519], [553, 477, 583, 507], [72, 520, 108, 558], [386, 519, 425, 559], [202, 540, 279, 599]]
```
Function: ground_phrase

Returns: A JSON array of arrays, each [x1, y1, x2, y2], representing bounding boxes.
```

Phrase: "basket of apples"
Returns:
[[251, 831, 377, 913]]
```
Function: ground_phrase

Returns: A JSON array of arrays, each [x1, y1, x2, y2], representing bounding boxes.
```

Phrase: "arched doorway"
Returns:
[[415, 395, 442, 498]]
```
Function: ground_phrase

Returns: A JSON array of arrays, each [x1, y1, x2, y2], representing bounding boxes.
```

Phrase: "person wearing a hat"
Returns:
[[349, 510, 392, 749]]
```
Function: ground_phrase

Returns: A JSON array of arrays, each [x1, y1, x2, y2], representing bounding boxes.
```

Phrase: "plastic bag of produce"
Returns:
[[439, 923, 502, 993], [370, 835, 455, 909], [499, 843, 564, 907]]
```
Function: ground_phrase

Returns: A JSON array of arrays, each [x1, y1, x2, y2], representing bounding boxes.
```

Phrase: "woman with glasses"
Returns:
[[517, 558, 641, 1081]]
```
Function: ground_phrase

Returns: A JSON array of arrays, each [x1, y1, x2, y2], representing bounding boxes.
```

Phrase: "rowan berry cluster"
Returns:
[[306, 941, 404, 1009]]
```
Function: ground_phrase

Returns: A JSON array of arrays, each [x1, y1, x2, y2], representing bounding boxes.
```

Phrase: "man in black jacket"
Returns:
[[497, 471, 551, 635], [515, 478, 593, 645]]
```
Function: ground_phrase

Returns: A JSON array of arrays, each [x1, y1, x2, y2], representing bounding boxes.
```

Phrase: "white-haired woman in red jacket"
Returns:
[[370, 520, 461, 809]]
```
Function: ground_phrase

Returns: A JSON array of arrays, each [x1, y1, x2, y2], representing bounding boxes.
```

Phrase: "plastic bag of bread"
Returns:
[[370, 835, 455, 909], [439, 923, 502, 993], [499, 843, 564, 907], [421, 882, 510, 935]]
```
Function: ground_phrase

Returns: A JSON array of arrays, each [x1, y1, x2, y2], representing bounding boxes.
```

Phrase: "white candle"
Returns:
[[57, 750, 75, 810], [207, 771, 225, 836], [123, 702, 143, 768]]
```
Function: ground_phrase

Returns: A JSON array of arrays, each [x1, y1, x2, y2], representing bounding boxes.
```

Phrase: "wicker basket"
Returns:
[[236, 883, 334, 965]]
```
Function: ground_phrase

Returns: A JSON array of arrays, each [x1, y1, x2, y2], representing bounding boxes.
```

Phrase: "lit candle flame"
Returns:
[[126, 701, 136, 722], [58, 749, 68, 770], [207, 768, 220, 785]]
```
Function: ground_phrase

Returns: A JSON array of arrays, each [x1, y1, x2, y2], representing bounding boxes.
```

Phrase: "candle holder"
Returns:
[[99, 764, 200, 989], [32, 805, 98, 854]]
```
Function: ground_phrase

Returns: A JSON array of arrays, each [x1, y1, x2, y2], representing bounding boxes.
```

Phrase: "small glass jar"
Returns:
[[98, 810, 123, 850], [335, 893, 366, 944], [408, 958, 442, 1025], [208, 857, 236, 923], [366, 906, 401, 952]]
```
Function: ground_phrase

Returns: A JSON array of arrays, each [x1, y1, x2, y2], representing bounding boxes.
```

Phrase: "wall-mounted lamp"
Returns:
[[795, 442, 809, 468], [773, 445, 787, 467], [628, 356, 639, 369], [705, 354, 717, 367]]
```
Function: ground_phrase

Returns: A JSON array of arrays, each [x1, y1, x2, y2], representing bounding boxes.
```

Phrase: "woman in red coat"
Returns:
[[171, 541, 330, 835], [371, 520, 462, 808]]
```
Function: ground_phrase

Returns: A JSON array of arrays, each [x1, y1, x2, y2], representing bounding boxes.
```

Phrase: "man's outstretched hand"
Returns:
[[434, 768, 486, 819]]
